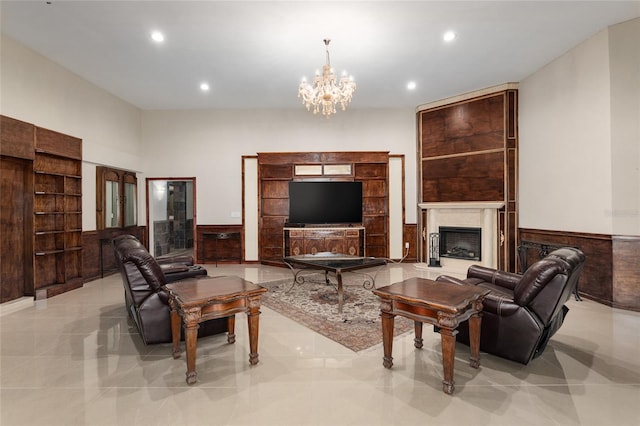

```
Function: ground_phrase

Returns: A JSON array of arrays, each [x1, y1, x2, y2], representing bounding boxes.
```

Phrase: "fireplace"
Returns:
[[439, 226, 481, 261], [417, 201, 504, 275]]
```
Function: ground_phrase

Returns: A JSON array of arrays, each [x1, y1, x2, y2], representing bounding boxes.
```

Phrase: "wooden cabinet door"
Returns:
[[345, 238, 360, 256], [288, 238, 304, 256], [325, 238, 345, 254], [304, 238, 326, 255]]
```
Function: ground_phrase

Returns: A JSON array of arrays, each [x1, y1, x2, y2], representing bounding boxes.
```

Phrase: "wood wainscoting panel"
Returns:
[[403, 223, 418, 262], [519, 228, 615, 308], [612, 236, 640, 311], [82, 227, 147, 282]]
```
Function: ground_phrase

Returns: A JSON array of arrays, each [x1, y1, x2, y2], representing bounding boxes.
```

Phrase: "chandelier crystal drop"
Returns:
[[298, 39, 356, 118]]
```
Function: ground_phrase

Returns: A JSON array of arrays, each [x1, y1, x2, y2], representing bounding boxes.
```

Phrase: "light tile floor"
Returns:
[[1, 263, 639, 425]]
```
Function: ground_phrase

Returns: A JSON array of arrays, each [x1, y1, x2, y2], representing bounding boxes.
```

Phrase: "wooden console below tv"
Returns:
[[284, 226, 365, 257]]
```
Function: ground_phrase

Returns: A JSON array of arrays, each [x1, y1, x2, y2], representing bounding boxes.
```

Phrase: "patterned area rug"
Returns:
[[260, 273, 413, 352]]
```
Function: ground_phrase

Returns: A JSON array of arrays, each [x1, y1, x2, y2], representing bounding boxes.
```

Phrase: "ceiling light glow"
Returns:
[[407, 81, 417, 90], [151, 31, 165, 43], [443, 31, 456, 42], [200, 83, 210, 91]]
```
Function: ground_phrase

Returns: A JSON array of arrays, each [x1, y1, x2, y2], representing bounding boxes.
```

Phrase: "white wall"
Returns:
[[519, 18, 639, 236], [2, 32, 417, 242], [519, 26, 610, 234], [0, 35, 144, 231], [140, 108, 417, 225], [609, 18, 640, 236]]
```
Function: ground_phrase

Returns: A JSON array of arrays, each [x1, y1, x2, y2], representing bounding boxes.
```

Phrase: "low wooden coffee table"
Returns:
[[283, 253, 387, 313], [372, 277, 490, 394], [165, 276, 268, 385]]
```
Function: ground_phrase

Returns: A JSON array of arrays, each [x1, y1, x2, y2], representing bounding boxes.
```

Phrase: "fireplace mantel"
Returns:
[[418, 202, 505, 210]]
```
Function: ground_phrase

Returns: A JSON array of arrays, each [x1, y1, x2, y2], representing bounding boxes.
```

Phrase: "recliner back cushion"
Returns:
[[545, 247, 586, 305], [122, 247, 167, 291], [514, 258, 567, 307]]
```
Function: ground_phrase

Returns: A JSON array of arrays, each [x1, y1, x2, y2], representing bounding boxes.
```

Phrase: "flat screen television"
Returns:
[[288, 181, 363, 225]]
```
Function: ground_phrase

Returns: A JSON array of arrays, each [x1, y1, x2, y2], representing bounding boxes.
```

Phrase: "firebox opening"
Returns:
[[439, 226, 481, 261]]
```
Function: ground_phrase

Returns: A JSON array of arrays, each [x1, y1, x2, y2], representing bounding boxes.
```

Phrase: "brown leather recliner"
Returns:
[[436, 247, 586, 364], [112, 235, 229, 344], [113, 234, 207, 282]]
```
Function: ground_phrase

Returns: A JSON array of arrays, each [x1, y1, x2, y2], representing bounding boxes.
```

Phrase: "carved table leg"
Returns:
[[468, 313, 482, 369], [247, 296, 262, 365], [439, 327, 457, 395], [414, 321, 424, 349], [170, 305, 182, 359], [227, 315, 236, 344], [336, 272, 344, 314], [381, 309, 395, 369], [184, 322, 199, 385]]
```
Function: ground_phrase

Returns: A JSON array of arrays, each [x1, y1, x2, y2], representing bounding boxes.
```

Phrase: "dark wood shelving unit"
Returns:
[[32, 128, 83, 299]]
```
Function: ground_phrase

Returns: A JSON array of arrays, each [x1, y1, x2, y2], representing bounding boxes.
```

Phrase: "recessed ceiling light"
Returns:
[[443, 31, 456, 42], [150, 31, 165, 43], [200, 83, 210, 92], [407, 81, 417, 90]]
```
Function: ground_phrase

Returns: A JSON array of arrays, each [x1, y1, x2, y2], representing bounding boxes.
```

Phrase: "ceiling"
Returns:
[[2, 1, 638, 111]]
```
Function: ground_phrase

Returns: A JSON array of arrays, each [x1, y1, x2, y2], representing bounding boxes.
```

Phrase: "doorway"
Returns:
[[147, 178, 196, 258]]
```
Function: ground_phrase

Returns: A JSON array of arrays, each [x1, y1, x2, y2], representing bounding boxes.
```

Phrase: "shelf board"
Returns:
[[35, 191, 65, 195], [34, 170, 81, 179], [35, 249, 65, 256]]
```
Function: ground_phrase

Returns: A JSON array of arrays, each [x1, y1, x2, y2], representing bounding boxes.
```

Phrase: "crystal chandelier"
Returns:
[[298, 39, 356, 117]]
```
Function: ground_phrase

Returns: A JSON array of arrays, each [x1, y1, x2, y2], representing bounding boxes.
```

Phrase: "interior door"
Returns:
[[147, 178, 195, 258], [1, 156, 31, 302]]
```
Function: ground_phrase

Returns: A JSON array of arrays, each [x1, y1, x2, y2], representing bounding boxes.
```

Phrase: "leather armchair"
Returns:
[[113, 235, 207, 282], [112, 235, 228, 344], [436, 247, 586, 364]]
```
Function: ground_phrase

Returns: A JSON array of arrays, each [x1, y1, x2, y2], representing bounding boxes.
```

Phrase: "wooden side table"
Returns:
[[165, 276, 267, 385], [372, 277, 490, 394]]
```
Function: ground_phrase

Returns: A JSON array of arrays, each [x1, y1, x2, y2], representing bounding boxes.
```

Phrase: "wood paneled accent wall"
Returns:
[[257, 152, 389, 265], [417, 85, 518, 271]]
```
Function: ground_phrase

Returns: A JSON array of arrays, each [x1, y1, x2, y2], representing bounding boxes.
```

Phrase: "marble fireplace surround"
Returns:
[[417, 202, 505, 277]]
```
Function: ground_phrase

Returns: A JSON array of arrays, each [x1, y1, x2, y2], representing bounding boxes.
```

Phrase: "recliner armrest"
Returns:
[[467, 265, 521, 291], [435, 275, 465, 285], [156, 255, 194, 266], [482, 293, 520, 316], [159, 263, 190, 274]]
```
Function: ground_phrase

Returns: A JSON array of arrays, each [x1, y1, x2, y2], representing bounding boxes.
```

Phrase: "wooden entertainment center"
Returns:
[[284, 226, 365, 257], [257, 151, 389, 265]]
